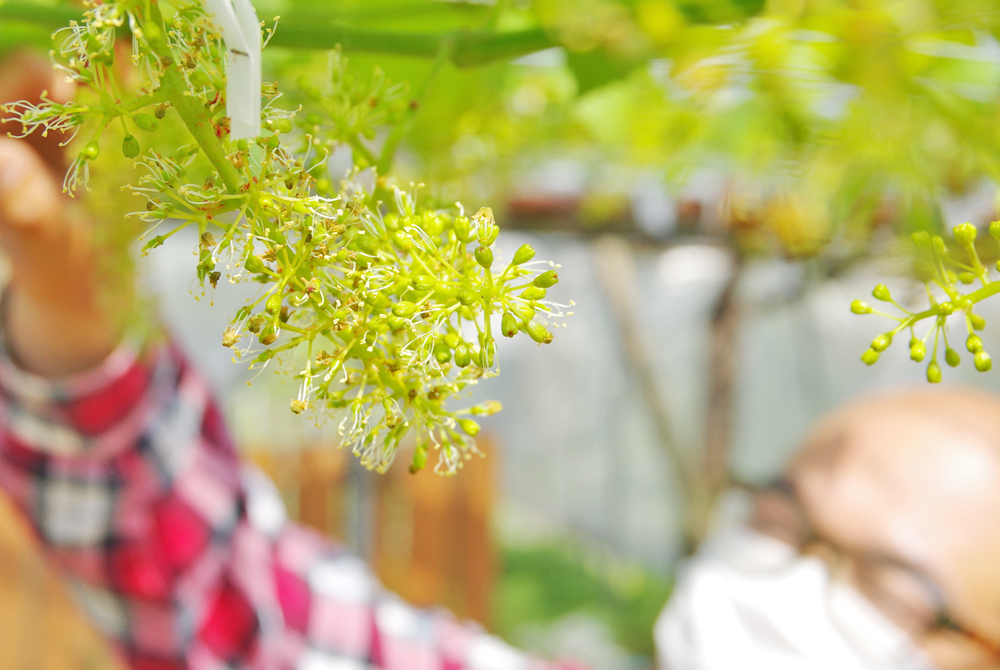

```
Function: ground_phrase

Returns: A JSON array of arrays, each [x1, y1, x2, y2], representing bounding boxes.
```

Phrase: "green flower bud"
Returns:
[[914, 260, 935, 283], [458, 289, 479, 306], [871, 334, 892, 352], [932, 236, 946, 255], [501, 312, 519, 338], [991, 221, 1000, 241], [454, 344, 472, 367], [245, 255, 266, 274], [80, 140, 100, 161], [471, 400, 503, 416], [453, 216, 472, 241], [851, 300, 872, 314], [458, 418, 481, 437], [122, 134, 140, 159], [522, 286, 547, 301], [946, 348, 961, 367], [265, 292, 282, 314], [423, 213, 444, 236], [975, 350, 992, 372], [409, 444, 428, 474], [387, 315, 406, 330], [525, 319, 552, 344], [911, 231, 931, 248], [533, 270, 559, 289], [434, 341, 452, 365], [267, 134, 280, 150], [413, 275, 436, 291], [953, 223, 978, 246], [971, 314, 986, 330], [959, 272, 975, 285], [392, 229, 414, 251], [367, 292, 392, 310], [443, 333, 460, 349], [861, 348, 880, 365], [475, 245, 494, 269], [946, 270, 958, 284], [268, 117, 293, 134], [927, 360, 942, 383], [189, 70, 212, 88], [910, 341, 926, 362], [247, 314, 267, 333], [939, 302, 955, 316], [967, 334, 984, 353], [512, 244, 536, 265], [133, 113, 159, 132], [259, 322, 279, 345], [872, 284, 891, 302], [392, 301, 417, 318]]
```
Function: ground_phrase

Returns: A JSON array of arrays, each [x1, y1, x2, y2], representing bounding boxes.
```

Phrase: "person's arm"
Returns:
[[0, 51, 122, 377]]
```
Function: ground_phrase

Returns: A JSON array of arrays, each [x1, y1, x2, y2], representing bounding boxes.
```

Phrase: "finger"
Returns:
[[0, 49, 76, 174], [0, 138, 62, 233]]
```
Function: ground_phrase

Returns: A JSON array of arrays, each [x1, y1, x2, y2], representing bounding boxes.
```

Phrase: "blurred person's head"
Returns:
[[656, 387, 1000, 670]]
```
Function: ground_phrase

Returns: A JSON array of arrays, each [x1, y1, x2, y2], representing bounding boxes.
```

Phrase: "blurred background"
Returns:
[[8, 0, 1000, 667]]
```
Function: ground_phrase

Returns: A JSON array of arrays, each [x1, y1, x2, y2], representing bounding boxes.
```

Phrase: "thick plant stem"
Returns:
[[157, 66, 242, 194]]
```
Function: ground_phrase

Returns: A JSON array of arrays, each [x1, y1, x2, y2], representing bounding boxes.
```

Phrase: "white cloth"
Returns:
[[655, 527, 939, 670]]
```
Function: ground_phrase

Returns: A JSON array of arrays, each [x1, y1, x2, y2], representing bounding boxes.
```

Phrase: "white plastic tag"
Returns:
[[203, 0, 261, 139]]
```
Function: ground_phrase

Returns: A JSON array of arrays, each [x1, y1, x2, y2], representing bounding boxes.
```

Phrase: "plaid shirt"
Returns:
[[0, 338, 575, 670]]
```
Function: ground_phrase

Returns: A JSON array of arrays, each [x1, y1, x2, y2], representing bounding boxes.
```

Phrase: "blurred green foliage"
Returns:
[[495, 543, 673, 659]]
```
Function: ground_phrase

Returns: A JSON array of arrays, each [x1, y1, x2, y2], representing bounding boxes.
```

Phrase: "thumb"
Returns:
[[0, 138, 62, 233]]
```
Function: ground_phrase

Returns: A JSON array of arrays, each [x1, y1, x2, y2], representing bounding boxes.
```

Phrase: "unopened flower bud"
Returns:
[[265, 292, 282, 314], [409, 444, 428, 474], [133, 113, 159, 132], [413, 275, 436, 291], [946, 347, 961, 367], [475, 245, 494, 269], [458, 418, 481, 437], [991, 221, 1000, 241], [953, 222, 978, 245], [453, 216, 472, 241], [911, 231, 931, 248], [522, 286, 547, 301], [392, 301, 416, 318], [245, 255, 266, 274], [967, 334, 984, 353], [471, 400, 503, 416], [513, 244, 536, 265], [959, 272, 975, 284], [939, 302, 955, 316], [525, 319, 551, 344], [851, 300, 872, 314], [871, 334, 892, 352], [387, 315, 406, 330], [910, 341, 926, 362], [444, 333, 460, 349], [122, 134, 140, 159], [458, 289, 479, 306], [454, 344, 472, 367], [927, 360, 942, 383], [872, 284, 891, 302], [80, 140, 100, 161], [501, 312, 519, 338], [975, 350, 992, 372], [971, 314, 986, 330], [434, 341, 452, 365], [534, 270, 559, 288], [861, 348, 880, 365]]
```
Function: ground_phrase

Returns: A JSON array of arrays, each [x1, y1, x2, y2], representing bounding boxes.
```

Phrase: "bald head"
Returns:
[[786, 387, 1000, 665]]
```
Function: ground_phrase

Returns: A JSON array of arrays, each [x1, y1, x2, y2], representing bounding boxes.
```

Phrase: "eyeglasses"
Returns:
[[748, 477, 1000, 658]]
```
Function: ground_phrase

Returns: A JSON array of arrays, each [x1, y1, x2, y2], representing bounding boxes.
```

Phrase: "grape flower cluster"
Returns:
[[853, 222, 1000, 383], [3, 0, 569, 474]]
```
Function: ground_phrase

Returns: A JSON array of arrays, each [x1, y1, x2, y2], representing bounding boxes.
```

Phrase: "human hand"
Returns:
[[0, 50, 121, 376]]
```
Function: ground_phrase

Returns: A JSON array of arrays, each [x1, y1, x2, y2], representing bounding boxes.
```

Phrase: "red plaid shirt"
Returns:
[[0, 338, 574, 670]]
